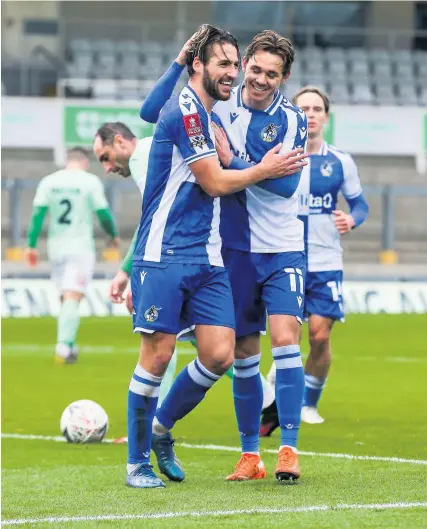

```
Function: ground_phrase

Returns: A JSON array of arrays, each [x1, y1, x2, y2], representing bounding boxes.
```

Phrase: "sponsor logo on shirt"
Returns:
[[189, 135, 208, 149], [300, 192, 333, 210]]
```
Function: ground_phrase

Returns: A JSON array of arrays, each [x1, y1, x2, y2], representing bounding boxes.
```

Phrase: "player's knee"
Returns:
[[309, 327, 331, 349], [271, 329, 300, 348], [139, 333, 176, 374], [206, 344, 234, 374]]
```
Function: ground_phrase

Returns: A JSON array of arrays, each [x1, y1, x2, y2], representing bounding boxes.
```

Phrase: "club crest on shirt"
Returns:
[[260, 123, 281, 143], [320, 162, 334, 177], [144, 305, 162, 322]]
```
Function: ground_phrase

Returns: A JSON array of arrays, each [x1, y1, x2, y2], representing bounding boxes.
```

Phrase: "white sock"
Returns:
[[127, 463, 139, 474], [152, 416, 169, 436]]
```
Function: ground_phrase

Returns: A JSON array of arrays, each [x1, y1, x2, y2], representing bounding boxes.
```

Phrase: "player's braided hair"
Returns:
[[292, 86, 330, 113], [186, 24, 241, 76], [245, 30, 294, 76], [95, 122, 136, 145]]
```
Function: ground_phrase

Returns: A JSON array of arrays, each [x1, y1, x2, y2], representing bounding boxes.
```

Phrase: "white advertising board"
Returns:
[[1, 279, 426, 318]]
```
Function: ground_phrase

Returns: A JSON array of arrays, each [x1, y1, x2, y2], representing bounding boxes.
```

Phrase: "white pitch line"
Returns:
[[2, 501, 427, 526], [1, 344, 195, 355], [2, 433, 427, 466]]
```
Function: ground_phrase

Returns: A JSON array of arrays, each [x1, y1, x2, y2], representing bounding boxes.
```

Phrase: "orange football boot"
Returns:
[[275, 446, 300, 482], [226, 453, 267, 481]]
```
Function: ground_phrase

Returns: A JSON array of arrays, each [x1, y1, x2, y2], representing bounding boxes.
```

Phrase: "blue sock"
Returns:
[[233, 354, 262, 453], [156, 358, 221, 430], [128, 364, 163, 465], [303, 374, 327, 408], [273, 345, 304, 449]]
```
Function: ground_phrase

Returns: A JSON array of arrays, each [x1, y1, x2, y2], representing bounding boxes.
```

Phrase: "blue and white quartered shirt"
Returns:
[[133, 85, 223, 267], [213, 83, 307, 253], [297, 142, 365, 272]]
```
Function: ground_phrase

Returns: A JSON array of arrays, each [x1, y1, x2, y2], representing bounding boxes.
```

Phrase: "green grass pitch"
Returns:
[[2, 314, 426, 528]]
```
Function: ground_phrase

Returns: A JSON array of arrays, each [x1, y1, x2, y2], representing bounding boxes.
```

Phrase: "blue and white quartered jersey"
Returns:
[[133, 85, 223, 267], [213, 83, 307, 253], [297, 142, 363, 272]]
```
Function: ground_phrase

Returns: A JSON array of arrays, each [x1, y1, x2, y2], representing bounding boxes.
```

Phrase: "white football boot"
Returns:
[[301, 406, 325, 424]]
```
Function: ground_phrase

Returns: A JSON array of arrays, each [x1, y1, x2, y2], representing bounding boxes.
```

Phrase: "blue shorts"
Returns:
[[131, 261, 235, 335], [304, 270, 345, 322], [222, 249, 306, 338]]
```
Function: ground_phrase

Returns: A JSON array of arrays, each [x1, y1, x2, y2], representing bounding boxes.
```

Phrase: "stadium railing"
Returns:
[[2, 179, 427, 265]]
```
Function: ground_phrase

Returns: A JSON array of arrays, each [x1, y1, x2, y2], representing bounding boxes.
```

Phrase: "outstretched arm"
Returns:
[[140, 62, 184, 123], [140, 35, 195, 123]]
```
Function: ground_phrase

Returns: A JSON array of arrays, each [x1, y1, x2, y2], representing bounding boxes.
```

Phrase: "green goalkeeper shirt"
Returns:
[[31, 169, 118, 260]]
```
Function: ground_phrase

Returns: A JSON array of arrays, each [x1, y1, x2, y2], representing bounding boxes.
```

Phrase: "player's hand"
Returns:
[[175, 32, 198, 66], [111, 237, 121, 248], [212, 123, 233, 167], [24, 248, 38, 268], [332, 210, 355, 234], [109, 270, 129, 304], [261, 145, 308, 179]]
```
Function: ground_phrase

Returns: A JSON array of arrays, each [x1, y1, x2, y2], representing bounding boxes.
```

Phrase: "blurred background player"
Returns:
[[260, 86, 369, 435], [25, 147, 119, 364], [140, 30, 309, 483]]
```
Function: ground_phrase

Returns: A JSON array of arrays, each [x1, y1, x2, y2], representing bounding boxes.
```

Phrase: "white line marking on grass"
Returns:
[[2, 434, 427, 466], [2, 344, 195, 355], [3, 502, 427, 526]]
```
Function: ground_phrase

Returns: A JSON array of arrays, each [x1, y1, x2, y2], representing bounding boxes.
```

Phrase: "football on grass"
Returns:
[[60, 400, 108, 443]]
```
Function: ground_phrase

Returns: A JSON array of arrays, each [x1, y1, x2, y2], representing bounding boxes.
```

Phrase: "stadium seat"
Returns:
[[395, 62, 415, 80], [305, 58, 324, 76], [372, 61, 392, 81], [325, 47, 346, 61], [349, 58, 370, 79], [418, 85, 427, 106], [396, 82, 418, 106], [351, 82, 374, 104], [284, 80, 302, 99], [417, 62, 427, 81], [374, 83, 396, 105], [347, 47, 368, 62], [329, 82, 350, 104], [328, 57, 347, 78], [370, 48, 391, 63], [392, 49, 413, 64], [303, 72, 326, 90]]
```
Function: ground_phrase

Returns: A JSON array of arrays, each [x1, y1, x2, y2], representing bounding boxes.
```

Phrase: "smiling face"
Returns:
[[198, 42, 240, 101], [295, 91, 329, 139], [93, 135, 131, 177], [243, 50, 289, 110]]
